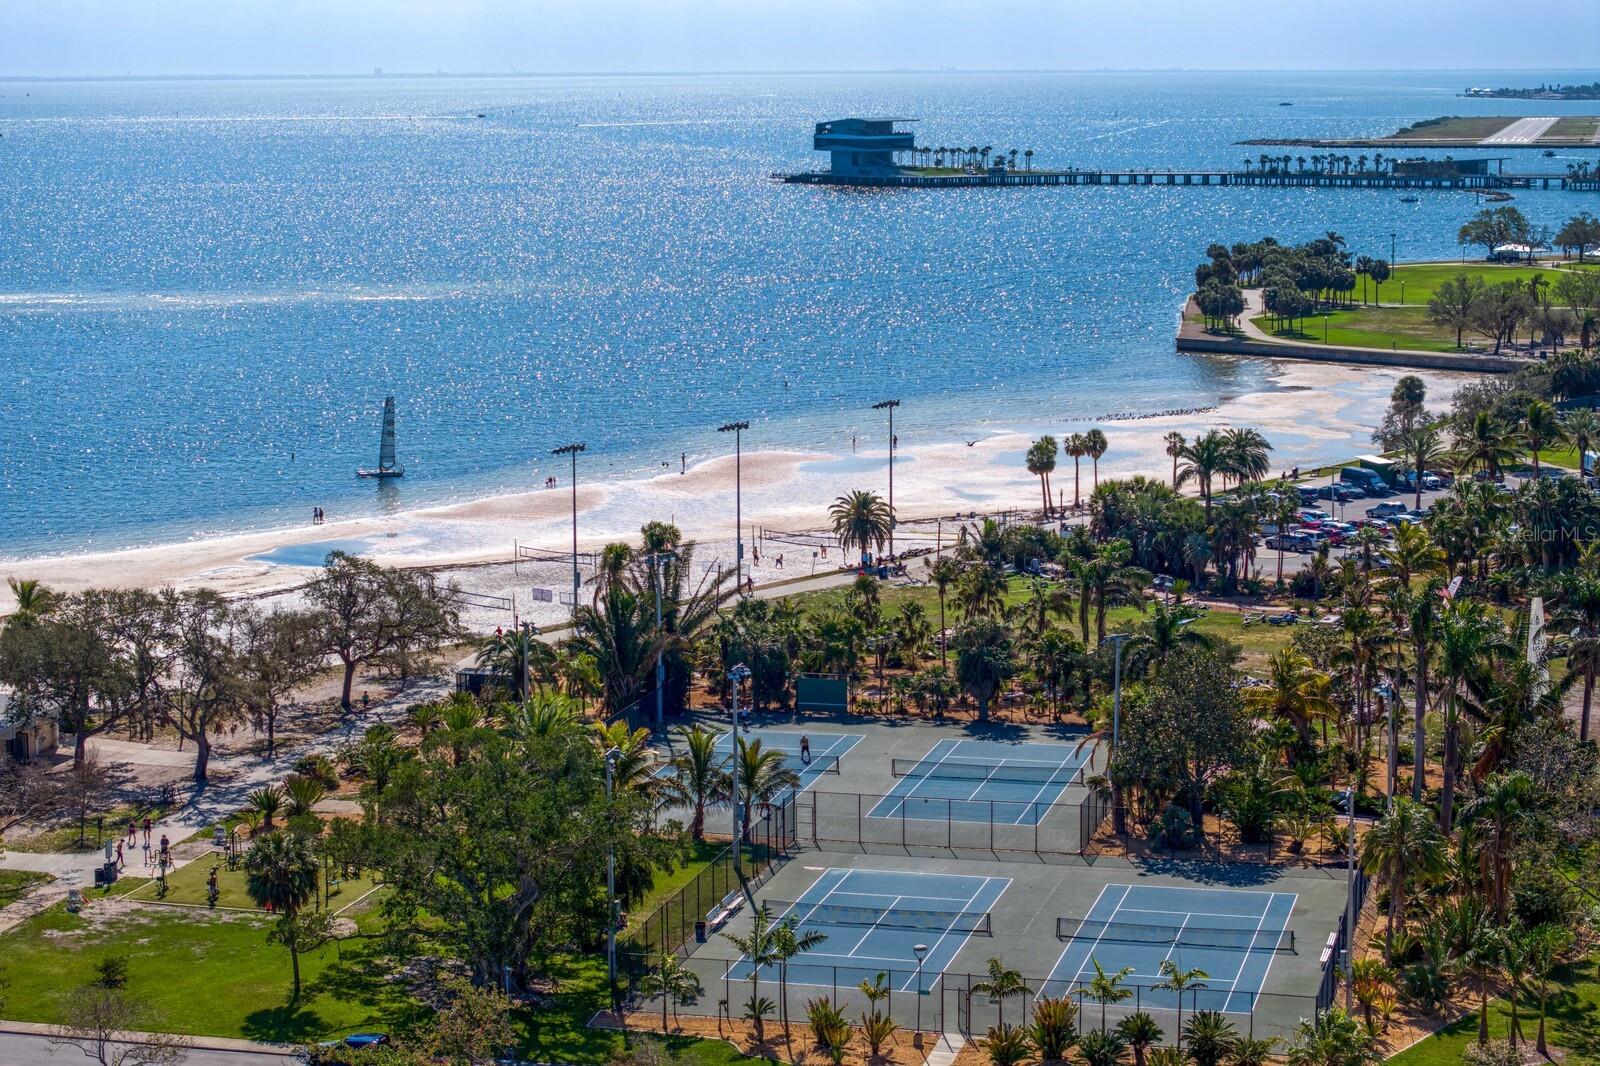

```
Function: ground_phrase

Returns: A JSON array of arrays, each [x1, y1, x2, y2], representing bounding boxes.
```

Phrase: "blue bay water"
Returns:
[[1, 70, 1597, 558]]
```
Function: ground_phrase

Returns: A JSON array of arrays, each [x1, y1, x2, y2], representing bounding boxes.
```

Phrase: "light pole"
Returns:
[[912, 943, 929, 1049], [1389, 231, 1396, 272], [729, 663, 751, 876], [552, 443, 586, 611], [1105, 632, 1130, 836], [718, 422, 749, 593], [1344, 766, 1357, 1011], [643, 551, 676, 734], [872, 400, 901, 561], [603, 746, 620, 1012]]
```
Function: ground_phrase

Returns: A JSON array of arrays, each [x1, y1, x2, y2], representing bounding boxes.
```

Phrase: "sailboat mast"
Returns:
[[378, 396, 398, 472]]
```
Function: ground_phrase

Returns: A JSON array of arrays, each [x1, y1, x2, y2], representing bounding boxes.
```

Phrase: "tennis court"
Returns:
[[716, 727, 861, 786], [730, 867, 1010, 991], [1044, 883, 1297, 1015], [868, 738, 1091, 825]]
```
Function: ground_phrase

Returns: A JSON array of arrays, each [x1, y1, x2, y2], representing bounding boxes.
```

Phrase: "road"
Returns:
[[0, 1030, 290, 1064]]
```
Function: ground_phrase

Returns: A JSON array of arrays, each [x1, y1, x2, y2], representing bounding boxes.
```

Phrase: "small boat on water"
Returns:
[[1399, 195, 1419, 203], [1543, 149, 1556, 157], [1278, 101, 1293, 106], [357, 396, 405, 479]]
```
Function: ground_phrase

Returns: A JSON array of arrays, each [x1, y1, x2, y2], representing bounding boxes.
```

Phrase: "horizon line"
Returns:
[[2, 66, 1596, 84]]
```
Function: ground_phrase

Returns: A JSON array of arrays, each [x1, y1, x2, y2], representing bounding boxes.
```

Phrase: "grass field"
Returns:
[[1382, 116, 1515, 141], [783, 575, 1294, 673], [1388, 956, 1600, 1066], [1251, 262, 1571, 353], [9, 800, 175, 853], [1545, 116, 1600, 141], [120, 855, 380, 912], [0, 869, 52, 904]]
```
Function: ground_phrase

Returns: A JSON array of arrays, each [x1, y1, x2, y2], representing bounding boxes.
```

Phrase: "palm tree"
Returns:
[[1284, 1007, 1376, 1066], [926, 556, 960, 669], [1396, 424, 1446, 511], [1523, 922, 1573, 1056], [1115, 1012, 1162, 1066], [1163, 432, 1186, 490], [1222, 428, 1272, 486], [1182, 1012, 1238, 1066], [1244, 649, 1336, 747], [1066, 434, 1088, 507], [1452, 411, 1518, 478], [1521, 399, 1564, 475], [1360, 799, 1446, 958], [1231, 1037, 1280, 1066], [1560, 407, 1600, 471], [1153, 960, 1208, 1049], [662, 725, 729, 840], [1435, 602, 1510, 831], [1553, 559, 1600, 741], [593, 719, 662, 802], [721, 905, 808, 1044], [639, 953, 704, 1032], [954, 617, 1015, 720], [3, 577, 59, 627], [955, 564, 1008, 620], [829, 490, 892, 564], [1084, 960, 1134, 1032], [1077, 1030, 1128, 1066], [1084, 429, 1109, 490], [1459, 772, 1535, 920], [1124, 601, 1211, 676], [1177, 430, 1230, 518], [247, 786, 285, 833], [772, 917, 828, 1041], [1028, 995, 1079, 1064], [733, 737, 801, 819], [243, 830, 321, 999], [971, 956, 1028, 1028], [1027, 436, 1059, 514]]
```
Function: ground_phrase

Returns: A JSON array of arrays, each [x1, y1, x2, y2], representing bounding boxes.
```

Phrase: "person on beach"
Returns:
[[681, 452, 686, 474], [115, 840, 124, 869], [800, 736, 811, 764], [142, 817, 152, 846], [127, 818, 136, 844], [775, 554, 783, 569], [158, 834, 169, 862], [361, 691, 371, 712]]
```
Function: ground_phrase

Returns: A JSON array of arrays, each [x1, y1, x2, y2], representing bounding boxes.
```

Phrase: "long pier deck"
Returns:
[[781, 169, 1600, 192]]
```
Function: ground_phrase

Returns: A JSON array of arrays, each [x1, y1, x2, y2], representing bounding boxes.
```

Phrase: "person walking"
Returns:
[[114, 840, 125, 869], [800, 736, 811, 764], [142, 817, 152, 847]]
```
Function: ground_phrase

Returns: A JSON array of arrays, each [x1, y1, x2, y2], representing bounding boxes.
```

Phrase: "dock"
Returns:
[[781, 168, 1600, 192]]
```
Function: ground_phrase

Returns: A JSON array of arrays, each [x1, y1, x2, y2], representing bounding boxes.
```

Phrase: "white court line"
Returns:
[[894, 875, 1005, 994], [1118, 907, 1271, 922], [1071, 884, 1136, 985], [843, 893, 906, 955], [1224, 892, 1280, 1014]]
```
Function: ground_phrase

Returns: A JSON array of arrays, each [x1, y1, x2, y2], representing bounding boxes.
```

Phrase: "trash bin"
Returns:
[[877, 564, 888, 579], [695, 920, 708, 944]]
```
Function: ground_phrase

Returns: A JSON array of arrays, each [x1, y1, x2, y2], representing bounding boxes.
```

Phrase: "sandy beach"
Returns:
[[0, 360, 1465, 623]]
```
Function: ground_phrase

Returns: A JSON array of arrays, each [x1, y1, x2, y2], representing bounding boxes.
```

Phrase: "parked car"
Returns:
[[1349, 517, 1395, 537], [1265, 611, 1301, 626], [1296, 486, 1322, 503], [1298, 508, 1330, 523], [1367, 502, 1408, 519], [305, 1034, 391, 1063]]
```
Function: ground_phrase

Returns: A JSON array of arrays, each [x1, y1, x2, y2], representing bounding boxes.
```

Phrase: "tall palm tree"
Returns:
[[1066, 434, 1088, 507], [926, 556, 960, 669], [1359, 797, 1446, 957], [1163, 432, 1186, 490], [1177, 430, 1230, 518], [1435, 602, 1510, 831], [1084, 960, 1134, 1032], [1027, 436, 1059, 514], [721, 905, 812, 1044], [1523, 922, 1574, 1056], [1552, 558, 1600, 741], [1222, 428, 1272, 486], [1521, 399, 1564, 476], [1459, 772, 1535, 920], [662, 724, 729, 840], [1560, 407, 1600, 472], [733, 736, 801, 816], [971, 956, 1028, 1028], [770, 916, 828, 1041], [1398, 424, 1446, 510], [828, 490, 892, 565], [1153, 960, 1208, 1049], [571, 579, 669, 716], [244, 831, 322, 999], [954, 563, 1008, 620], [1084, 429, 1109, 490]]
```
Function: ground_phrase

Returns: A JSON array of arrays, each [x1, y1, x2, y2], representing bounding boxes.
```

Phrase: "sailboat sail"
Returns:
[[357, 396, 405, 478]]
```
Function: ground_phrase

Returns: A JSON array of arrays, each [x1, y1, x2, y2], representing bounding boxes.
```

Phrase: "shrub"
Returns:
[[93, 955, 129, 989], [1151, 805, 1197, 850], [1462, 1039, 1532, 1066], [982, 1023, 1033, 1066], [294, 753, 341, 790], [1028, 995, 1078, 1063]]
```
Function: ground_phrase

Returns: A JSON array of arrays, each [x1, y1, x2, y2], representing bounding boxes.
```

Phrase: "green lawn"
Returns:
[[120, 855, 379, 912], [0, 897, 426, 1044], [1249, 261, 1579, 354], [1388, 956, 1600, 1066], [782, 576, 1293, 674], [623, 840, 726, 937], [1382, 116, 1517, 141]]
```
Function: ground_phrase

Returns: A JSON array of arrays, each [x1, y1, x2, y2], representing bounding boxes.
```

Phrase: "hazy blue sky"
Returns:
[[2, 0, 1597, 78]]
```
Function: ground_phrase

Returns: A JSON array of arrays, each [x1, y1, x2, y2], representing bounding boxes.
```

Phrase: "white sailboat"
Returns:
[[356, 396, 405, 479]]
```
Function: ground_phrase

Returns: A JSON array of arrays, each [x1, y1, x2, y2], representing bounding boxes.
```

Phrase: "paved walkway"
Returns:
[[0, 1021, 294, 1062]]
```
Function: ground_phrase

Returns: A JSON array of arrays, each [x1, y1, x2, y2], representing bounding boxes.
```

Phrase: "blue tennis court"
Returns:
[[715, 728, 861, 788], [868, 738, 1092, 825], [1044, 883, 1297, 1015], [730, 867, 1010, 992]]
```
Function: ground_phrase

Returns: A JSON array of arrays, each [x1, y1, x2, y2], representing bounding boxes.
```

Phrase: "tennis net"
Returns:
[[891, 757, 1083, 785], [1055, 917, 1294, 952], [716, 753, 840, 775], [764, 900, 993, 935]]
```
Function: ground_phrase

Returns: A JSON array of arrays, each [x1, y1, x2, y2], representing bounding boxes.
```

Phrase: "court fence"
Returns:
[[622, 790, 799, 960], [617, 946, 1328, 1045], [1316, 868, 1371, 1012], [1081, 803, 1358, 869], [797, 788, 1091, 857]]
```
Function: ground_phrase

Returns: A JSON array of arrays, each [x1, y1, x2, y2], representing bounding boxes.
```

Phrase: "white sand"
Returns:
[[0, 361, 1464, 621]]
